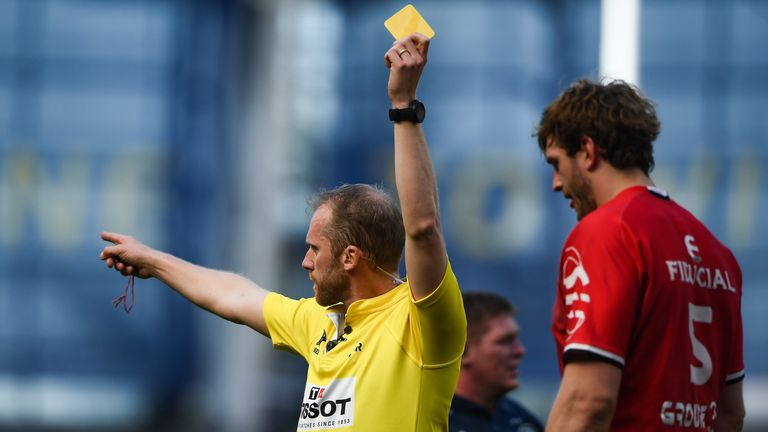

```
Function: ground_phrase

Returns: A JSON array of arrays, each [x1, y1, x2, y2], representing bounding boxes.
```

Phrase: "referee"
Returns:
[[100, 32, 465, 431]]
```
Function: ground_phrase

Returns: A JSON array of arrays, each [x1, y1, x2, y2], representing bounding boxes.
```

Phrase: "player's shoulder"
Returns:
[[578, 185, 676, 232], [624, 187, 735, 257], [569, 199, 629, 241], [565, 187, 663, 254]]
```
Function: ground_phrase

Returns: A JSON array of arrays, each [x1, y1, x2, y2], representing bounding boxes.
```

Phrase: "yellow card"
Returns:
[[384, 4, 435, 40]]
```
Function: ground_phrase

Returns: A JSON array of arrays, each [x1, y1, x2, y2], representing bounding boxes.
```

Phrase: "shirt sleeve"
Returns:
[[555, 220, 642, 367], [263, 292, 318, 360], [406, 259, 467, 367], [725, 253, 745, 384]]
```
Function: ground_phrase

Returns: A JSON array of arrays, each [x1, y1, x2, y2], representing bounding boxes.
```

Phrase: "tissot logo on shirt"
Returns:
[[298, 377, 355, 430], [308, 386, 325, 400]]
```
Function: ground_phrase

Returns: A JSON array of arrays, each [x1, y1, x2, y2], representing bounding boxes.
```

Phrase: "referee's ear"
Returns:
[[342, 245, 363, 271]]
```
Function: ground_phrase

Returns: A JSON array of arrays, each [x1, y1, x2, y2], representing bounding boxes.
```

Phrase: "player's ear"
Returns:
[[580, 135, 599, 171], [460, 344, 472, 368]]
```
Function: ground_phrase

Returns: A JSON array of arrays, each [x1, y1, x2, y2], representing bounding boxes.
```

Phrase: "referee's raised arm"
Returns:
[[384, 32, 445, 301]]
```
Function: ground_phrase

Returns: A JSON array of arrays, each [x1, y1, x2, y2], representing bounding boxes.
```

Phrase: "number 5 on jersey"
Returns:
[[688, 303, 713, 385]]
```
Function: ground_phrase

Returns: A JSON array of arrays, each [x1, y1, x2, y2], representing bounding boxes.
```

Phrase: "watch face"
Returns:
[[413, 100, 425, 123], [389, 100, 425, 123]]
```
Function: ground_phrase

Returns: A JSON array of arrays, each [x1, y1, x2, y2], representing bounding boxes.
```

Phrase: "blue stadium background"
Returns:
[[0, 0, 766, 430]]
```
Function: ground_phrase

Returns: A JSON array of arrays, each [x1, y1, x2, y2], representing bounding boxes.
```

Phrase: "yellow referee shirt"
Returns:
[[264, 260, 466, 431]]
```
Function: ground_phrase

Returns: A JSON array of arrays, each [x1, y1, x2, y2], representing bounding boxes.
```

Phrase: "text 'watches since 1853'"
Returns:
[[389, 100, 425, 124]]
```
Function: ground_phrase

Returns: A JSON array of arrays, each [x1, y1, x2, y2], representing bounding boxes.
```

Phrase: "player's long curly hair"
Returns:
[[536, 79, 660, 175], [309, 184, 405, 272]]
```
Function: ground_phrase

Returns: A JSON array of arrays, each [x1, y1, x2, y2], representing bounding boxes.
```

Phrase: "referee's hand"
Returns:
[[384, 32, 430, 107], [99, 231, 155, 279]]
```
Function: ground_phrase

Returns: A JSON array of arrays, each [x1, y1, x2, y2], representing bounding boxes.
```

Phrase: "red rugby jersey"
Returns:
[[552, 185, 744, 431]]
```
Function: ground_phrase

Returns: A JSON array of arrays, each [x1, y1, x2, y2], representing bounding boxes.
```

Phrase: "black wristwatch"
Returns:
[[389, 100, 425, 123]]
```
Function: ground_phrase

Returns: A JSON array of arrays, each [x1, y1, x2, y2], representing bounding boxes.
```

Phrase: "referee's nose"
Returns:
[[302, 248, 314, 271]]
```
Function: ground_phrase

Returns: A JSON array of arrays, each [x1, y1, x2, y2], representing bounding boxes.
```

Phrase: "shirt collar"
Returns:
[[327, 281, 409, 322]]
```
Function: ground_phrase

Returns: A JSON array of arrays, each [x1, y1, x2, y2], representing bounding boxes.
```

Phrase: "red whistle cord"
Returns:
[[112, 275, 135, 313]]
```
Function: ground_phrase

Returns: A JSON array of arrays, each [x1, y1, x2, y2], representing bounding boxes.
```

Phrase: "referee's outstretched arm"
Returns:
[[99, 231, 272, 337], [384, 32, 446, 301]]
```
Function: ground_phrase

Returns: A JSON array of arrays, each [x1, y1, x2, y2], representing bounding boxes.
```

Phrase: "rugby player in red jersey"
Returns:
[[536, 80, 744, 431]]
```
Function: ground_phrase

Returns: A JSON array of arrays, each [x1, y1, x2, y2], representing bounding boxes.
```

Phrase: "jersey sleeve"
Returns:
[[263, 292, 318, 360], [725, 254, 745, 384], [725, 316, 745, 384], [406, 259, 467, 367], [554, 219, 642, 368]]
